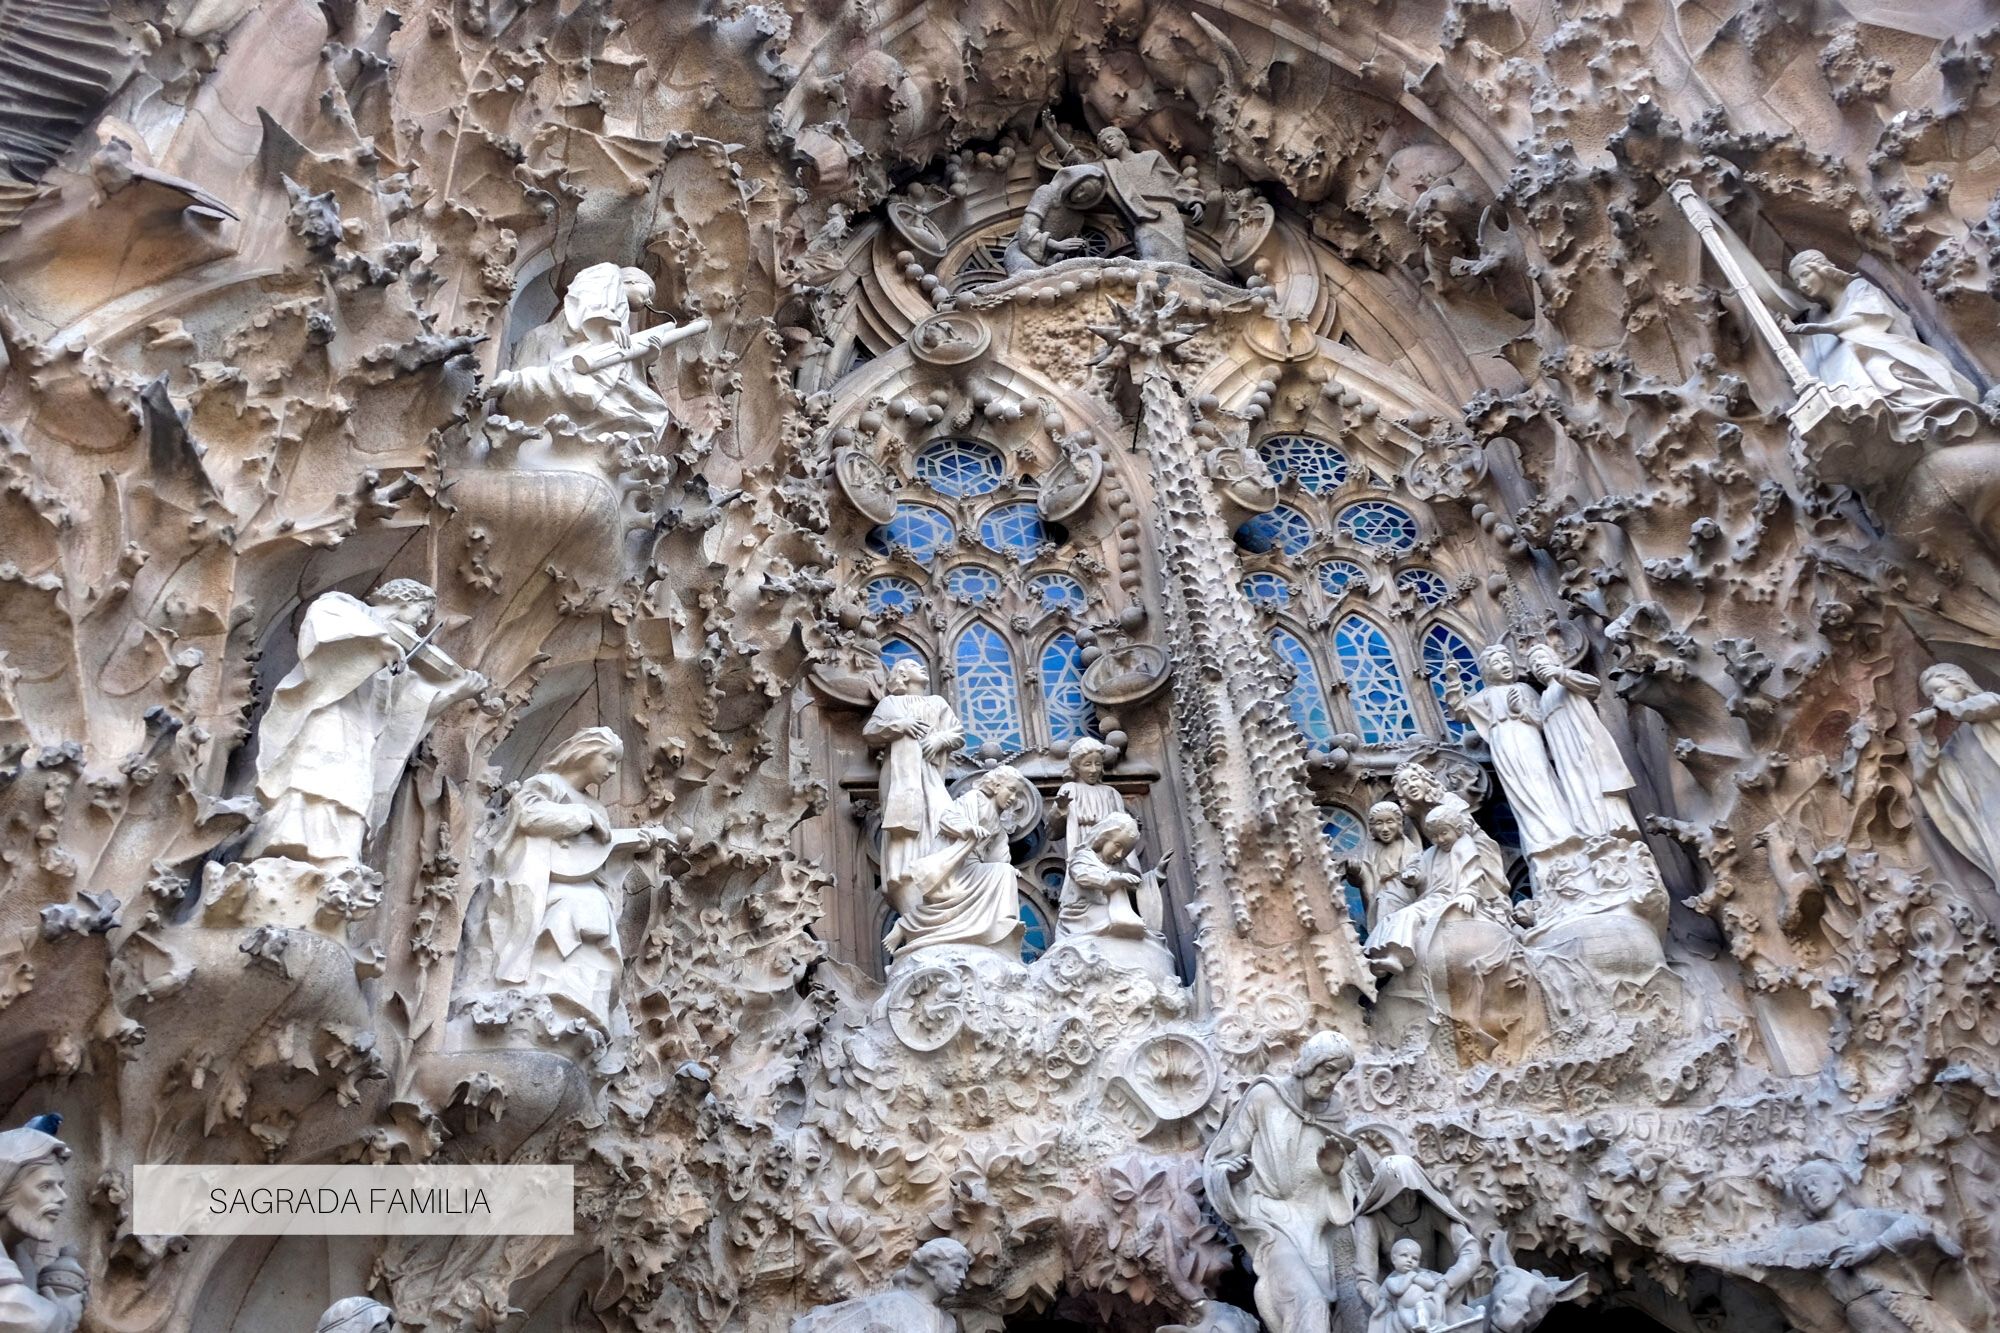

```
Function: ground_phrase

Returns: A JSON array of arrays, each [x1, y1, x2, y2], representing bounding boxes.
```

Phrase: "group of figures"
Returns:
[[864, 659, 1175, 974], [1333, 641, 1671, 1058], [192, 574, 675, 1050]]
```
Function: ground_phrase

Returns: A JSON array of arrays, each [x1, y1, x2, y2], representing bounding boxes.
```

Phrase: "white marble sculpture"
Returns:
[[883, 766, 1029, 961], [246, 579, 485, 868], [1480, 1239, 1587, 1333], [1203, 1032, 1364, 1333], [1348, 801, 1423, 935], [1054, 738, 1160, 931], [460, 726, 674, 1040], [1156, 1302, 1260, 1333], [0, 1122, 85, 1333], [1910, 664, 2000, 889], [790, 1237, 969, 1333], [864, 658, 964, 900], [1352, 1155, 1481, 1324], [1366, 804, 1511, 979], [313, 1297, 394, 1333], [486, 263, 699, 454], [1444, 646, 1570, 855], [1059, 812, 1171, 941], [1525, 644, 1639, 839], [1026, 121, 1203, 265], [1368, 1239, 1448, 1333], [1783, 251, 1985, 446], [1687, 1159, 1973, 1333]]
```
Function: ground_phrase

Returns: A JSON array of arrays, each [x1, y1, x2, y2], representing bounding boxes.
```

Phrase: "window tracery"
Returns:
[[916, 438, 1007, 497], [954, 621, 1028, 753], [866, 576, 924, 617], [1040, 632, 1096, 745], [945, 564, 1004, 605], [868, 502, 956, 561], [979, 502, 1054, 560]]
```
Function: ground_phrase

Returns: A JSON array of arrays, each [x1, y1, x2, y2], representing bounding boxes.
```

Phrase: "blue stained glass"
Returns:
[[954, 622, 1026, 752], [1333, 615, 1419, 744], [1397, 568, 1452, 608], [1269, 628, 1335, 748], [866, 576, 923, 616], [1236, 505, 1314, 556], [916, 439, 1006, 497], [1040, 632, 1096, 744], [867, 503, 956, 563], [1028, 572, 1088, 613], [880, 637, 927, 678], [945, 565, 1003, 604], [1241, 572, 1296, 608], [1336, 501, 1419, 553], [1020, 900, 1051, 963], [1316, 560, 1368, 599], [1423, 623, 1482, 742], [979, 503, 1049, 561], [1257, 434, 1352, 495], [1322, 807, 1366, 855]]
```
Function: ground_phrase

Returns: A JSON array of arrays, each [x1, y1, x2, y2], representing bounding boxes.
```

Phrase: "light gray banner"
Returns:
[[133, 1165, 574, 1236]]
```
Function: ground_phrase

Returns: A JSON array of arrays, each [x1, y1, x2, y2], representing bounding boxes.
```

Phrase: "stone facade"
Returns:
[[0, 0, 1996, 1330]]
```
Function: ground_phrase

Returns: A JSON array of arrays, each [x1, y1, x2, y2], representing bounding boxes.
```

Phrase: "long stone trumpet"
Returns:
[[570, 317, 711, 375]]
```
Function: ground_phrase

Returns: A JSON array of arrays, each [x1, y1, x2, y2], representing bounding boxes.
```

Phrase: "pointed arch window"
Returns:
[[1422, 623, 1482, 741], [1237, 504, 1314, 556], [1332, 615, 1419, 744], [1269, 628, 1335, 748], [868, 503, 956, 562], [1336, 501, 1418, 553], [1039, 631, 1095, 744], [954, 622, 1026, 752], [881, 637, 927, 678]]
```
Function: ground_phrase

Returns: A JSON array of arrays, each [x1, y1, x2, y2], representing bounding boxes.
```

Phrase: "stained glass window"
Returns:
[[916, 439, 1005, 497], [1316, 560, 1368, 600], [1333, 615, 1419, 744], [867, 503, 956, 563], [866, 576, 923, 616], [954, 622, 1025, 752], [1241, 571, 1296, 608], [1336, 501, 1419, 553], [1257, 434, 1352, 494], [1019, 900, 1052, 963], [1236, 505, 1314, 556], [1269, 628, 1335, 748], [1028, 572, 1088, 613], [1422, 623, 1482, 742], [979, 503, 1048, 561], [1322, 807, 1366, 855], [881, 637, 926, 678], [1397, 568, 1452, 608], [951, 234, 1014, 292], [945, 565, 1003, 604], [1040, 632, 1095, 744]]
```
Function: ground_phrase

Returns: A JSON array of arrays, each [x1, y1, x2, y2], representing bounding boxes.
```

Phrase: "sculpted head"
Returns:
[[1095, 125, 1130, 157], [978, 765, 1028, 813], [0, 1123, 71, 1244], [1525, 642, 1563, 680], [1921, 663, 1977, 705], [369, 578, 438, 631], [547, 726, 623, 789], [1390, 1237, 1424, 1274], [315, 1297, 396, 1333], [1422, 804, 1471, 848], [1089, 811, 1141, 862], [1478, 644, 1518, 684], [1787, 249, 1851, 301], [1367, 801, 1406, 844], [1791, 1160, 1848, 1218], [886, 658, 929, 696], [1392, 762, 1446, 807], [905, 1237, 972, 1299], [1293, 1030, 1354, 1103], [1067, 737, 1113, 782], [619, 265, 655, 311]]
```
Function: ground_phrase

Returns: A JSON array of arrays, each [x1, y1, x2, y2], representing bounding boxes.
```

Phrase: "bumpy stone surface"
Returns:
[[0, 0, 1997, 1330]]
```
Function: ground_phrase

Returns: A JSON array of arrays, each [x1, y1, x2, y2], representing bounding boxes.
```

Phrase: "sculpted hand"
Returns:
[[921, 731, 959, 760], [1214, 1152, 1251, 1178]]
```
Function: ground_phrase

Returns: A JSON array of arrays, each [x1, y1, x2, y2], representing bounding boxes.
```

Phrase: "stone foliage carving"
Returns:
[[792, 1237, 969, 1332]]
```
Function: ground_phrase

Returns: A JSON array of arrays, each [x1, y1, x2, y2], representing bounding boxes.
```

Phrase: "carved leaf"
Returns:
[[0, 0, 128, 230]]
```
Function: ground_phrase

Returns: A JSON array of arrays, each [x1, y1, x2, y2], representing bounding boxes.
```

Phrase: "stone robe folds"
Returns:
[[249, 592, 466, 865], [790, 1290, 954, 1333], [501, 262, 673, 447], [1799, 277, 1983, 445], [1537, 676, 1639, 839], [1367, 832, 1511, 976], [476, 772, 636, 1032], [1454, 682, 1570, 853], [1914, 696, 2000, 890], [1056, 777, 1155, 930], [1100, 149, 1197, 262], [885, 788, 1023, 958], [1204, 1080, 1365, 1333], [864, 690, 962, 895]]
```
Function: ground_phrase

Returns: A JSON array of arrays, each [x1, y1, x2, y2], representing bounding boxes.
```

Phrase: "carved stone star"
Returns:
[[1088, 272, 1203, 372]]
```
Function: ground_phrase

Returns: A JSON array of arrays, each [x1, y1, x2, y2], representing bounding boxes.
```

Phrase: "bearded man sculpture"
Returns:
[[0, 1120, 86, 1333]]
